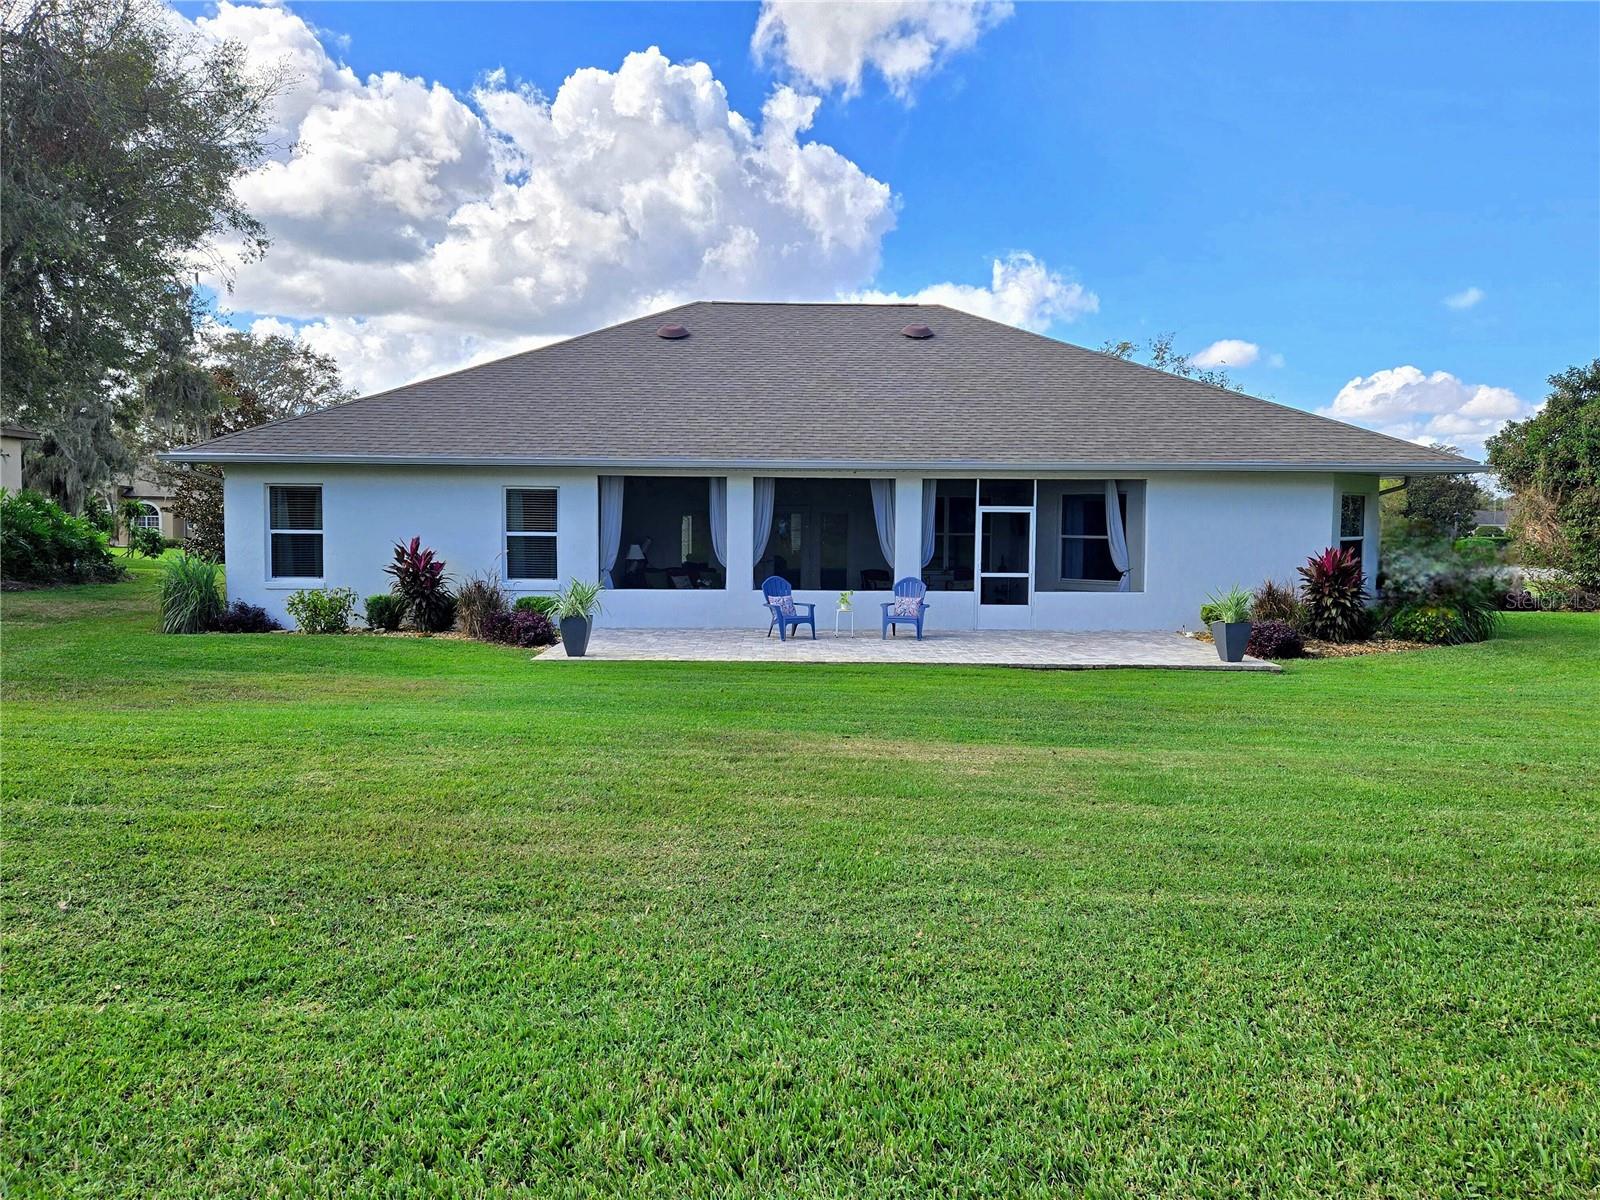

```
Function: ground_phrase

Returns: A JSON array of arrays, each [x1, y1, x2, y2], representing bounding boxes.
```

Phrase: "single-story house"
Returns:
[[162, 302, 1479, 632]]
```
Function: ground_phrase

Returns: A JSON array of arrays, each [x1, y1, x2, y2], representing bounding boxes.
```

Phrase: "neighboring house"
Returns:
[[1473, 505, 1512, 531], [2, 424, 39, 493], [163, 303, 1480, 631], [103, 463, 187, 545]]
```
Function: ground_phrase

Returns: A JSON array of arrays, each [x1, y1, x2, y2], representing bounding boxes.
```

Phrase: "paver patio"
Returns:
[[536, 627, 1280, 671]]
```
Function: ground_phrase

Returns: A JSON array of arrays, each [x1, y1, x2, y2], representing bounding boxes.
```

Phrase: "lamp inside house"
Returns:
[[623, 542, 647, 587]]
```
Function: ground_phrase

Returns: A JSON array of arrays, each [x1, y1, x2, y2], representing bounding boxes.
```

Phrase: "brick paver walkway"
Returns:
[[535, 627, 1279, 671]]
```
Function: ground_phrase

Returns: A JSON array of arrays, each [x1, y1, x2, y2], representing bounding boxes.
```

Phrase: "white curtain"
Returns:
[[1105, 479, 1130, 592], [598, 475, 625, 588], [869, 478, 895, 569], [708, 477, 727, 567], [752, 477, 775, 564], [921, 479, 937, 568]]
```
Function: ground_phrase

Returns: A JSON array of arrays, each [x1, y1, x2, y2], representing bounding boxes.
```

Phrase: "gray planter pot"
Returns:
[[560, 616, 592, 657], [1211, 620, 1253, 663]]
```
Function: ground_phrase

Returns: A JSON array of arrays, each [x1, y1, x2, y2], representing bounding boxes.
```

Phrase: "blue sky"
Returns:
[[178, 1, 1599, 456]]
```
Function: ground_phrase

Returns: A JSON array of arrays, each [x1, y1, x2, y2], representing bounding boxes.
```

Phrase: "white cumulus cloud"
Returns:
[[185, 3, 1086, 395], [1320, 366, 1534, 459], [1191, 338, 1261, 369], [845, 252, 1097, 330], [1444, 286, 1485, 310], [752, 0, 1012, 98]]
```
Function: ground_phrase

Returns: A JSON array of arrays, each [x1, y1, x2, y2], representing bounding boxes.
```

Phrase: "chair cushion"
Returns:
[[890, 595, 922, 617], [770, 594, 796, 617]]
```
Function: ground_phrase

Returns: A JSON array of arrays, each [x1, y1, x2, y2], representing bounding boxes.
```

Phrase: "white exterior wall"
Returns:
[[222, 465, 1379, 632]]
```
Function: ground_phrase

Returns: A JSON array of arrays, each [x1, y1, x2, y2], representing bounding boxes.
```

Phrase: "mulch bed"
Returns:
[[1299, 636, 1435, 658], [1187, 629, 1435, 659]]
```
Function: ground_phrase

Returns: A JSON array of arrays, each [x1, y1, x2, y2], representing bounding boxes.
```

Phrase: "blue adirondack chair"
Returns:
[[761, 575, 817, 641], [881, 577, 930, 639]]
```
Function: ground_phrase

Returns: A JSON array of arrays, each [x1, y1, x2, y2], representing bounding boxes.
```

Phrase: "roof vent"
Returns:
[[901, 322, 934, 340], [656, 323, 689, 340]]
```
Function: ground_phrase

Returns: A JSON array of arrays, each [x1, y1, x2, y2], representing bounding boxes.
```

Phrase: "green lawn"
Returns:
[[4, 564, 1598, 1197]]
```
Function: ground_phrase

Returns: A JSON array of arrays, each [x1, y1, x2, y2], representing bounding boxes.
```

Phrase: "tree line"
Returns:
[[1, 0, 352, 550]]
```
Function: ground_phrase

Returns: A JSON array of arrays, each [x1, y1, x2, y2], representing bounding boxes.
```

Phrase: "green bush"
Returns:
[[128, 525, 166, 558], [1388, 604, 1464, 644], [0, 489, 119, 583], [286, 587, 357, 634], [513, 594, 559, 618], [158, 553, 224, 634], [1380, 531, 1503, 644], [363, 593, 406, 631], [81, 494, 116, 536], [1472, 525, 1508, 539]]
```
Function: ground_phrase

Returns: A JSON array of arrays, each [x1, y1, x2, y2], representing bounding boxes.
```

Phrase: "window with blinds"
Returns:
[[268, 485, 323, 578], [506, 488, 558, 579]]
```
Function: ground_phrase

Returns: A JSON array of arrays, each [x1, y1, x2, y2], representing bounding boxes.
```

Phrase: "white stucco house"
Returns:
[[162, 302, 1479, 632]]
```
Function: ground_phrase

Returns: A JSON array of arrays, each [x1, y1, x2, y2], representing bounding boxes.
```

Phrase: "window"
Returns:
[[133, 503, 161, 530], [1340, 494, 1366, 563], [268, 486, 323, 578], [1060, 492, 1126, 583], [506, 488, 558, 580], [753, 479, 888, 591], [925, 480, 975, 591], [617, 477, 725, 589]]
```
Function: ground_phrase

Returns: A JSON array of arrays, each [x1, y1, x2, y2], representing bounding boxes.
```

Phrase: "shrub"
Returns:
[[128, 524, 166, 558], [480, 607, 558, 648], [1199, 585, 1252, 625], [385, 537, 455, 632], [457, 571, 509, 638], [1473, 525, 1508, 539], [363, 593, 406, 631], [158, 553, 224, 634], [1380, 531, 1503, 645], [213, 600, 282, 633], [513, 594, 559, 618], [1298, 547, 1369, 642], [82, 494, 116, 536], [1387, 604, 1466, 644], [286, 586, 357, 633], [1251, 578, 1302, 625], [0, 489, 119, 583], [1245, 619, 1305, 659]]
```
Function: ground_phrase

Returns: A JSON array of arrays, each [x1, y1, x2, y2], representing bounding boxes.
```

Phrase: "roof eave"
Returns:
[[156, 449, 1484, 474]]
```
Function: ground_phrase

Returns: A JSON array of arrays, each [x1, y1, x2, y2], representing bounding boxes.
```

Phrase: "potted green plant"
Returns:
[[1200, 585, 1254, 662], [554, 578, 604, 657], [837, 589, 854, 612]]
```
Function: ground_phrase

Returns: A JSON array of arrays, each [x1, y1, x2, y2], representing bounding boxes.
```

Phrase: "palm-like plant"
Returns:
[[1298, 546, 1367, 642], [1200, 585, 1253, 625], [554, 578, 605, 621], [384, 537, 456, 632]]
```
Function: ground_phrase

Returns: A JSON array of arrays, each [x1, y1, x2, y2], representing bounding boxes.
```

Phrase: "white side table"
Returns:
[[834, 606, 856, 637]]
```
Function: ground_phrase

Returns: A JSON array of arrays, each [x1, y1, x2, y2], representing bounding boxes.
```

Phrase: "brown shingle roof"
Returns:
[[164, 302, 1480, 473]]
